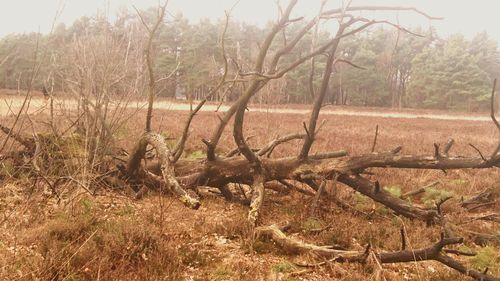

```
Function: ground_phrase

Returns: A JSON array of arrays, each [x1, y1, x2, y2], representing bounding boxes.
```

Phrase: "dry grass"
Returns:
[[0, 105, 499, 280]]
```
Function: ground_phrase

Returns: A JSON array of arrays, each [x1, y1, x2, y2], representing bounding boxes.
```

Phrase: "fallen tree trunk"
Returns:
[[256, 225, 499, 281], [159, 151, 498, 222], [171, 152, 499, 187]]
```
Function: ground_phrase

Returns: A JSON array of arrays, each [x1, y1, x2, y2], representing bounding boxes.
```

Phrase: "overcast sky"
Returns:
[[0, 0, 499, 42]]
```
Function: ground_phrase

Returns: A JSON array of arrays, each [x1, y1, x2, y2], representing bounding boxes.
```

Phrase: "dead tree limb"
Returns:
[[127, 132, 199, 209], [255, 224, 360, 257], [171, 152, 499, 190], [307, 0, 328, 100], [443, 138, 455, 157], [400, 181, 439, 200], [126, 2, 199, 209], [257, 133, 306, 157], [205, 4, 439, 161], [257, 225, 499, 281], [309, 180, 326, 218], [278, 180, 316, 196], [165, 149, 499, 222], [309, 151, 348, 160], [171, 11, 231, 162], [489, 79, 500, 160], [0, 123, 36, 151], [371, 124, 379, 153], [248, 174, 265, 225], [298, 23, 347, 159], [134, 1, 168, 132], [205, 0, 300, 161], [490, 78, 499, 131], [323, 6, 443, 20], [337, 174, 438, 223]]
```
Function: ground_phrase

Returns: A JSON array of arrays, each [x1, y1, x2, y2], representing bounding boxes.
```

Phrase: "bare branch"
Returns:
[[324, 6, 443, 20], [469, 144, 487, 162], [308, 0, 328, 99], [172, 11, 231, 162], [371, 125, 379, 152], [229, 1, 303, 167], [299, 21, 350, 159], [488, 79, 500, 160], [443, 138, 455, 157], [335, 58, 367, 70], [257, 133, 307, 157], [135, 1, 169, 132], [309, 150, 348, 160], [490, 79, 499, 130]]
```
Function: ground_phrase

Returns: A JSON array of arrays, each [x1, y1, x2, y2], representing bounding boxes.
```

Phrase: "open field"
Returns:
[[0, 91, 492, 122], [0, 101, 499, 281]]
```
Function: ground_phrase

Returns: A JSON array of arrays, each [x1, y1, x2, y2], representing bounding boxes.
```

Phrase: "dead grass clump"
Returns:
[[14, 199, 183, 281], [209, 214, 252, 240]]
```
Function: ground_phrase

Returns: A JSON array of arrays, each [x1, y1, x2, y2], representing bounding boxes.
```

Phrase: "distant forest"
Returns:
[[0, 8, 499, 111]]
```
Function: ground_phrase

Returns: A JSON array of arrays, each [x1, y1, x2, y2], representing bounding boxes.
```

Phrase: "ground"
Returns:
[[0, 95, 499, 280]]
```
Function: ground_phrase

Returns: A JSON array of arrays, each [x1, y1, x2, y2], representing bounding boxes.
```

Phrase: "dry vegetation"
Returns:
[[1, 1, 499, 280], [1, 107, 499, 280]]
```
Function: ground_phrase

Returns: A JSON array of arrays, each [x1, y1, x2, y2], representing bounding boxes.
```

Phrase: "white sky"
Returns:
[[0, 0, 499, 42]]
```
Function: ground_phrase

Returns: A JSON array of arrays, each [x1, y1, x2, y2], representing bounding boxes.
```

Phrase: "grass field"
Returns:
[[0, 102, 499, 280]]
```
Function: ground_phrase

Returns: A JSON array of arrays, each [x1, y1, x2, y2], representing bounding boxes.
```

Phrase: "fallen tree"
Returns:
[[120, 2, 499, 279], [1, 1, 499, 280]]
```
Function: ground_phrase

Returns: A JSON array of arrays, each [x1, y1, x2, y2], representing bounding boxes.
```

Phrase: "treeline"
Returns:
[[0, 8, 499, 111]]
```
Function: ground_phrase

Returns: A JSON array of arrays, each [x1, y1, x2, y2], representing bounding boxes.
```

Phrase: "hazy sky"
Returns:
[[0, 0, 499, 42]]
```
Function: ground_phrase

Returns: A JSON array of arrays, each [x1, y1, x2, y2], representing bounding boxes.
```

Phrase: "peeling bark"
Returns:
[[127, 132, 200, 209], [248, 174, 265, 225]]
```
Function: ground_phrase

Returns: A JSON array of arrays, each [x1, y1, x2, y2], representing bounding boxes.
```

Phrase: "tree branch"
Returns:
[[171, 10, 231, 162], [257, 225, 498, 281]]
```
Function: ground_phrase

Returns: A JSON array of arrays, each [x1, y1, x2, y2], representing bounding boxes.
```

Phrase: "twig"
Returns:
[[400, 181, 439, 200], [469, 144, 487, 162], [443, 138, 455, 157], [400, 227, 407, 250], [466, 201, 496, 212], [436, 196, 453, 215], [257, 133, 306, 157], [371, 125, 379, 153], [308, 180, 326, 218]]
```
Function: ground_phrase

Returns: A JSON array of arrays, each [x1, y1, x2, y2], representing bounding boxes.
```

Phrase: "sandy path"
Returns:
[[0, 96, 491, 122]]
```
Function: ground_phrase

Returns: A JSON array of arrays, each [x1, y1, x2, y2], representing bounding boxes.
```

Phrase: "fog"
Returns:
[[1, 0, 499, 41]]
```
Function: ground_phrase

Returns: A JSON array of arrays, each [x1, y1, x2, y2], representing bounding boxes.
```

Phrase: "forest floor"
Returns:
[[0, 96, 499, 280]]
